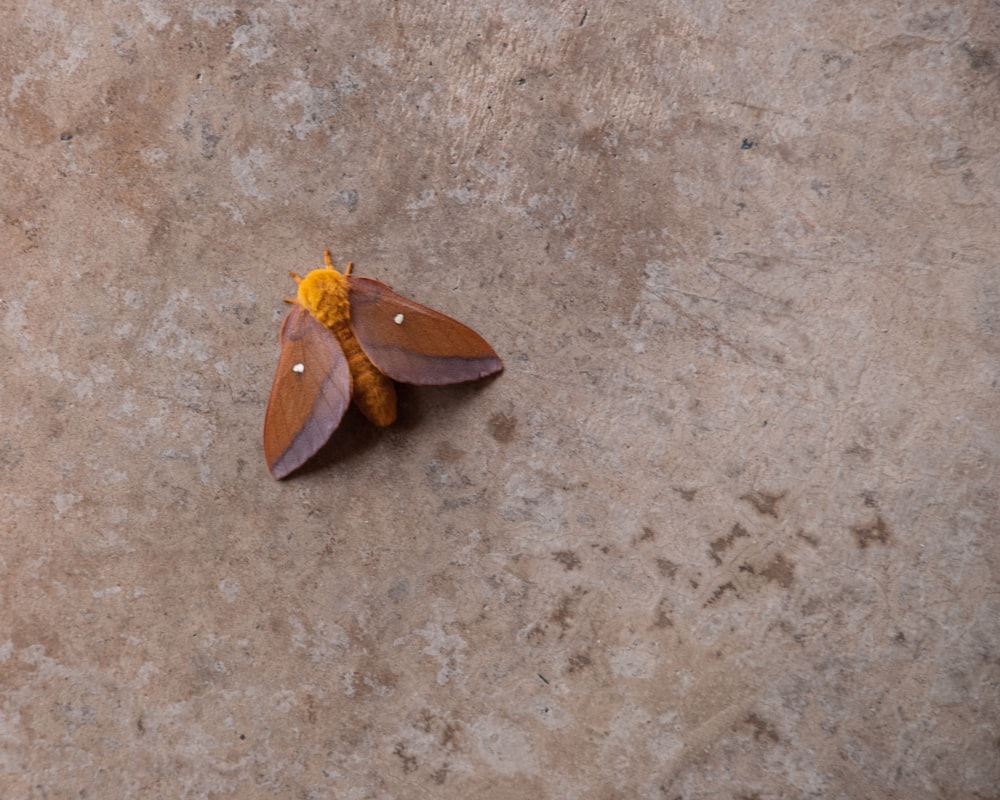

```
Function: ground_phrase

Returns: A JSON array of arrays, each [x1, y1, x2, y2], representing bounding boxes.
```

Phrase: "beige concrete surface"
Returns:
[[2, 1, 998, 797]]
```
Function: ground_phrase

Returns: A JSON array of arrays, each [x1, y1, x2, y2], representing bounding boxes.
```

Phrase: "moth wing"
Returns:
[[264, 305, 352, 479], [347, 276, 503, 385]]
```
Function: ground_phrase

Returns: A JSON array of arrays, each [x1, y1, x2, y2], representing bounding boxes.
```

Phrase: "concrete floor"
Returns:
[[2, 1, 998, 797]]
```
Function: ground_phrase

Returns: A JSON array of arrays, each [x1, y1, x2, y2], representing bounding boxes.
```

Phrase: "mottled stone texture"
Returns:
[[1, 1, 998, 798]]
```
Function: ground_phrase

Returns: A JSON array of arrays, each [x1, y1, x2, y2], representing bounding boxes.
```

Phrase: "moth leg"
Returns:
[[323, 249, 353, 276]]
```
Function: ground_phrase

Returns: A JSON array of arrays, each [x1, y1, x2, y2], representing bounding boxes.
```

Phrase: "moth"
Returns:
[[264, 251, 502, 479]]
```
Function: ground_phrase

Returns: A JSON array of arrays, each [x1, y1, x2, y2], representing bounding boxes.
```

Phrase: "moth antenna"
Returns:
[[289, 271, 303, 284]]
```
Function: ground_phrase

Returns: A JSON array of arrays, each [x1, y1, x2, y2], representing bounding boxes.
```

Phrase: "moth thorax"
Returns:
[[297, 269, 350, 329]]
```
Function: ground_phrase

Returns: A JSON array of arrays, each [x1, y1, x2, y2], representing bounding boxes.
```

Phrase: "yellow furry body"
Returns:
[[295, 261, 397, 427]]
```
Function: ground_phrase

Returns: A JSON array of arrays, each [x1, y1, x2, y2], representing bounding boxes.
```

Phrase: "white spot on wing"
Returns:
[[394, 313, 404, 325], [292, 363, 304, 373]]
